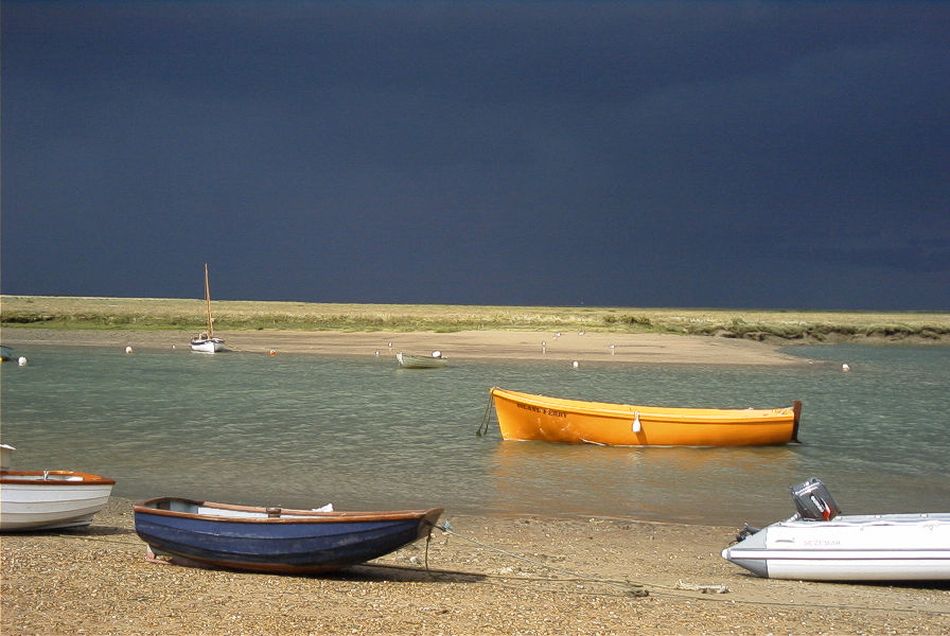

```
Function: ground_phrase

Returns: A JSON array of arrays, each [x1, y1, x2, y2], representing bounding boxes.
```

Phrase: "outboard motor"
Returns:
[[790, 477, 841, 521]]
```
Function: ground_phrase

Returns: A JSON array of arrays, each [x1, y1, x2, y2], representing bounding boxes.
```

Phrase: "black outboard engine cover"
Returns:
[[791, 477, 841, 521]]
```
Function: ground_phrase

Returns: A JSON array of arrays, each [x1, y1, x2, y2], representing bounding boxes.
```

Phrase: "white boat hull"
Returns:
[[1, 472, 115, 531], [190, 338, 224, 353], [396, 352, 446, 368], [722, 513, 950, 581]]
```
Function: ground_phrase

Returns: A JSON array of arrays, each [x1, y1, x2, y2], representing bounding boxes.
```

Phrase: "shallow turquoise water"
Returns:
[[2, 343, 948, 526]]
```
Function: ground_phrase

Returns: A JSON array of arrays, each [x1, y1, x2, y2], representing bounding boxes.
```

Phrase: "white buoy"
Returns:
[[572, 360, 579, 369], [125, 346, 133, 354], [842, 363, 851, 372], [17, 356, 27, 367]]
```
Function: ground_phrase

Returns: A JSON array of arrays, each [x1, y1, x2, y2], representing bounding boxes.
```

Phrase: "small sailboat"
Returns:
[[190, 263, 225, 353]]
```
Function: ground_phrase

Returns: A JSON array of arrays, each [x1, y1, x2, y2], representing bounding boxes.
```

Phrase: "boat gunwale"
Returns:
[[0, 470, 116, 486], [776, 513, 950, 529], [133, 497, 444, 525], [490, 387, 799, 424]]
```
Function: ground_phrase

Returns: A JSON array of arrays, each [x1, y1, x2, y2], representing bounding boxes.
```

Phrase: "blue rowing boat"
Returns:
[[133, 497, 443, 574]]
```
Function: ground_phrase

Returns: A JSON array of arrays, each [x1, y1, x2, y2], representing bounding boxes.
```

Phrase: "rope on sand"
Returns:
[[423, 523, 950, 615], [431, 520, 650, 597], [43, 531, 950, 616]]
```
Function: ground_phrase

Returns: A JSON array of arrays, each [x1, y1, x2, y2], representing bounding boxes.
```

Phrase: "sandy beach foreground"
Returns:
[[2, 327, 808, 366], [2, 498, 948, 635]]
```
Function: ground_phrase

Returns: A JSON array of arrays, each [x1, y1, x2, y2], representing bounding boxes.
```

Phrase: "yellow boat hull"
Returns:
[[490, 387, 801, 447]]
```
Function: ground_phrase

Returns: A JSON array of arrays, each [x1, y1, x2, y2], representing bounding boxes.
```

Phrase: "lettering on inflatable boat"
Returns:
[[516, 403, 567, 418], [801, 538, 842, 547]]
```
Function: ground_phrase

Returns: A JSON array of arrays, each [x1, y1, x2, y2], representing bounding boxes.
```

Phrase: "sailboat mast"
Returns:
[[203, 263, 214, 338]]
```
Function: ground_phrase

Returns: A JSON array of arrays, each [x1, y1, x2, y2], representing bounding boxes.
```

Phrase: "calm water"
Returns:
[[1, 343, 948, 526]]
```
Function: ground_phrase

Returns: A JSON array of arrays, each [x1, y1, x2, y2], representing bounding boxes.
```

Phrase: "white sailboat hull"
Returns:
[[1, 472, 115, 531], [190, 338, 224, 353], [722, 513, 950, 581]]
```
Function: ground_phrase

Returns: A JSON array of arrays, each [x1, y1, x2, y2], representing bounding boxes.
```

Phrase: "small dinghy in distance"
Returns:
[[396, 351, 447, 369], [721, 478, 950, 581], [133, 497, 444, 574]]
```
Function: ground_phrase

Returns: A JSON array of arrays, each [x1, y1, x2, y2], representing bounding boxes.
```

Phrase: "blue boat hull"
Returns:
[[133, 498, 443, 574]]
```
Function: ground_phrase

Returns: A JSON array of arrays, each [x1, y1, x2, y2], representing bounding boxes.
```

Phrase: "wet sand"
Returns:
[[2, 327, 807, 366]]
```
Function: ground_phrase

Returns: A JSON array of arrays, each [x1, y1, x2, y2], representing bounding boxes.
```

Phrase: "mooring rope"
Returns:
[[41, 530, 950, 615], [475, 394, 495, 437], [431, 520, 649, 597]]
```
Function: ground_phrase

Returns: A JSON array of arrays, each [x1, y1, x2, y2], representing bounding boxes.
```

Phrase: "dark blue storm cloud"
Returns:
[[2, 1, 948, 309]]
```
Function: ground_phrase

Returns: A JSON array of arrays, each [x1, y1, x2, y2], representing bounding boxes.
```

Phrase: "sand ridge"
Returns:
[[3, 327, 808, 366]]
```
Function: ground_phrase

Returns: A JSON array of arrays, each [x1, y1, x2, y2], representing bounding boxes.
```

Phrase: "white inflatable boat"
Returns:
[[722, 479, 950, 581]]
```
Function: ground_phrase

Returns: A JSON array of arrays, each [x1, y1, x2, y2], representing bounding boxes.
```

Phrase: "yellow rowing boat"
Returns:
[[489, 387, 801, 447]]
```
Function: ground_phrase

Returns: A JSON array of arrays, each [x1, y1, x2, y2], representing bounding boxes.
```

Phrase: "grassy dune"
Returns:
[[2, 295, 948, 343]]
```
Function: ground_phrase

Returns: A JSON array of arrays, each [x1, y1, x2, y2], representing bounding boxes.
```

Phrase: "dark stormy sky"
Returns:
[[2, 1, 948, 310]]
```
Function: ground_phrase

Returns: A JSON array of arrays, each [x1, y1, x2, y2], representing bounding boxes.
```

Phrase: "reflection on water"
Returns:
[[1, 343, 948, 525], [489, 442, 801, 524]]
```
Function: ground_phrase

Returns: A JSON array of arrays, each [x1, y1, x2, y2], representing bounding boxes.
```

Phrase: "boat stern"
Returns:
[[791, 400, 803, 443]]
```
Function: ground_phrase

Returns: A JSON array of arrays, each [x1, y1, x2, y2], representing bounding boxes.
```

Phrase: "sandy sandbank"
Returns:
[[2, 327, 808, 366]]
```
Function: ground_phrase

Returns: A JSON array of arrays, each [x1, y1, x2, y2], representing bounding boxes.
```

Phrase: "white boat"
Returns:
[[723, 513, 950, 581], [722, 479, 950, 581], [396, 351, 447, 369], [1, 469, 116, 532], [190, 263, 225, 353], [190, 336, 224, 354]]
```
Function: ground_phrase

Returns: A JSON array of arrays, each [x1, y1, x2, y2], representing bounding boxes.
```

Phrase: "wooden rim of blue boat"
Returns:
[[133, 497, 444, 525]]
